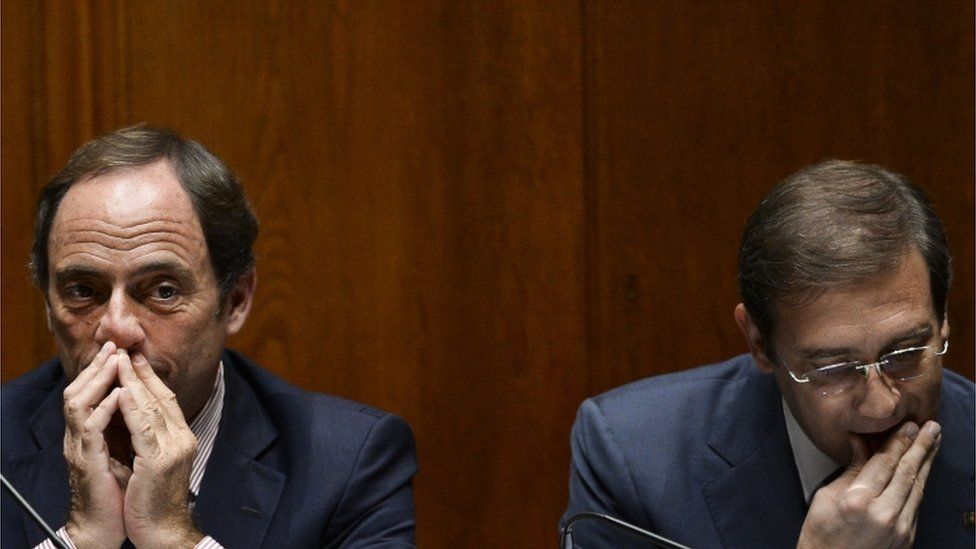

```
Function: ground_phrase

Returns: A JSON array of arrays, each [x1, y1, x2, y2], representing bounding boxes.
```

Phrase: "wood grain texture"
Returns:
[[1, 0, 46, 371], [583, 0, 974, 395], [2, 1, 972, 547]]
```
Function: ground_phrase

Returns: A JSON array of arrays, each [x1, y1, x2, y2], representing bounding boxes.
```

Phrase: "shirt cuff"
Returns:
[[33, 526, 76, 549], [195, 535, 224, 549], [34, 527, 219, 549]]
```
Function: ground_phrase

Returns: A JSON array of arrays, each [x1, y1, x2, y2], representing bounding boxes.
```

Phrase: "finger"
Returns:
[[130, 353, 184, 423], [63, 354, 121, 437], [69, 352, 121, 409], [894, 428, 940, 541], [87, 386, 122, 433], [117, 353, 171, 441], [117, 352, 158, 410], [884, 422, 941, 512], [66, 341, 116, 385], [833, 434, 871, 488], [849, 422, 918, 496], [118, 385, 164, 459], [63, 341, 116, 399], [79, 387, 122, 454], [904, 431, 939, 511]]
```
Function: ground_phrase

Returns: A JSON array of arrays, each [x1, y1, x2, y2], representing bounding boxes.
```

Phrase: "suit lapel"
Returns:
[[701, 372, 807, 548], [193, 355, 285, 548]]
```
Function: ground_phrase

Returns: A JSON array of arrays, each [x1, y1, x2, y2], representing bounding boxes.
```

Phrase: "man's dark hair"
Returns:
[[31, 124, 259, 297], [738, 159, 951, 347]]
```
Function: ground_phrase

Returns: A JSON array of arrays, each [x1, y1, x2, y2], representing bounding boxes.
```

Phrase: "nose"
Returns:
[[94, 290, 145, 350], [854, 367, 901, 419]]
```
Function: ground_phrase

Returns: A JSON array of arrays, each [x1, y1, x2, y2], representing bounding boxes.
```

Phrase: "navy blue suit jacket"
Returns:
[[562, 354, 974, 548], [2, 350, 417, 548]]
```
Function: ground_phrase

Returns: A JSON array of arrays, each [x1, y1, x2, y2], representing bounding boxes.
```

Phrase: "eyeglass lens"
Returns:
[[807, 346, 935, 396]]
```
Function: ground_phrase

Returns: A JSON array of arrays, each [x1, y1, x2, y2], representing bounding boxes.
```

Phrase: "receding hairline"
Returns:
[[765, 246, 945, 342]]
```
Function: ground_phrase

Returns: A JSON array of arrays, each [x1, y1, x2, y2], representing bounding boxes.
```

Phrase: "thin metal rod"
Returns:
[[1, 473, 71, 549], [560, 511, 693, 549]]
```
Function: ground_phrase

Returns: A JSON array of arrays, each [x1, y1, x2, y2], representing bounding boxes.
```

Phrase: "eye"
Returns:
[[149, 283, 181, 302], [884, 347, 926, 367], [67, 284, 94, 298], [812, 362, 859, 378], [62, 283, 97, 302]]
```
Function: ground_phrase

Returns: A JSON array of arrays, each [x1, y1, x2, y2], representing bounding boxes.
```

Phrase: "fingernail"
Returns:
[[926, 422, 941, 437], [905, 422, 919, 439]]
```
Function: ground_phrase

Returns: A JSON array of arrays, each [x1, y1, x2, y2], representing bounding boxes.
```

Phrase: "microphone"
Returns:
[[561, 512, 692, 549], [1, 473, 71, 549]]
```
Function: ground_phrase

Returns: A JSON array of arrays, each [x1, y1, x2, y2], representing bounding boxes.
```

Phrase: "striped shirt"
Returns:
[[38, 363, 227, 549]]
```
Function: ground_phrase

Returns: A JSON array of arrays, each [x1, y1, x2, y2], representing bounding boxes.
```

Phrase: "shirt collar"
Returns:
[[782, 397, 839, 503], [187, 361, 225, 496]]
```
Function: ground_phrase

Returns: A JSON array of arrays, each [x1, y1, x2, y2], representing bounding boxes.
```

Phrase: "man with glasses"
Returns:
[[562, 160, 973, 547]]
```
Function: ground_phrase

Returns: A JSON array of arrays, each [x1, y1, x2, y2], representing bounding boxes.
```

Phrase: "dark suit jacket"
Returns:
[[562, 354, 975, 548], [2, 350, 417, 548]]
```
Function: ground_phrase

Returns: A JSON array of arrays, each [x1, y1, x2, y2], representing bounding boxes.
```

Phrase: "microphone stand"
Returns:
[[1, 473, 71, 549], [560, 511, 692, 549]]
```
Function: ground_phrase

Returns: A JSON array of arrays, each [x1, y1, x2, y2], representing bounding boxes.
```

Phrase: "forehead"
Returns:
[[57, 160, 194, 223], [48, 160, 210, 277], [773, 250, 936, 352]]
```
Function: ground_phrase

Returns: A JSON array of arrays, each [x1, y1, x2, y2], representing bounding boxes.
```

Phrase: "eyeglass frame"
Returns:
[[779, 339, 949, 392]]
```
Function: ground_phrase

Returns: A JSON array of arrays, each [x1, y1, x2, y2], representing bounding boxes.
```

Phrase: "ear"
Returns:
[[734, 303, 775, 373], [224, 268, 256, 335], [940, 313, 950, 342], [44, 297, 53, 332]]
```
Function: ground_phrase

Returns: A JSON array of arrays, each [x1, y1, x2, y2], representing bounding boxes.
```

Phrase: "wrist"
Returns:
[[65, 519, 124, 549], [132, 519, 204, 549]]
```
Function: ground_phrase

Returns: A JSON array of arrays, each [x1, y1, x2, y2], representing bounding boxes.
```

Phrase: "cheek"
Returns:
[[804, 402, 849, 433], [911, 374, 942, 417], [48, 311, 102, 372], [787, 388, 851, 436], [52, 314, 97, 346]]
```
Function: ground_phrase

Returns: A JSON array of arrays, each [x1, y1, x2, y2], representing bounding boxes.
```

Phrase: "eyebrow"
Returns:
[[798, 324, 935, 361], [53, 261, 195, 286], [53, 265, 103, 286], [129, 260, 196, 282]]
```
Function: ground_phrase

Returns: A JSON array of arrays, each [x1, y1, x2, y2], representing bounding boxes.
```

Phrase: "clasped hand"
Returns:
[[799, 420, 942, 548], [62, 341, 203, 549]]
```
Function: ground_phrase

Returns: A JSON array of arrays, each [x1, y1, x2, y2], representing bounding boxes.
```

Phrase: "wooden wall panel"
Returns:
[[1, 1, 45, 371], [3, 2, 587, 547], [2, 1, 972, 547], [583, 0, 974, 395]]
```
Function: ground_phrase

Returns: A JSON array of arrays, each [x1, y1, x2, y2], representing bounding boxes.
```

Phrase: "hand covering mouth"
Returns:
[[857, 423, 905, 454]]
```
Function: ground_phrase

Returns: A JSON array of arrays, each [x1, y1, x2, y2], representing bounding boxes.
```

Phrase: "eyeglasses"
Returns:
[[780, 339, 948, 397]]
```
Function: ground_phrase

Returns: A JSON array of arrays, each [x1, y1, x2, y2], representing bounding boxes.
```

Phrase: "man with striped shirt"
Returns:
[[2, 126, 417, 548]]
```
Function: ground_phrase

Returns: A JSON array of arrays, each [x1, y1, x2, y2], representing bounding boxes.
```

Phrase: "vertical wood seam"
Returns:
[[580, 0, 600, 400]]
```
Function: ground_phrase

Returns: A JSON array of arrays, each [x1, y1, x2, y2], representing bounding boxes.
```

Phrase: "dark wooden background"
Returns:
[[3, 2, 972, 547]]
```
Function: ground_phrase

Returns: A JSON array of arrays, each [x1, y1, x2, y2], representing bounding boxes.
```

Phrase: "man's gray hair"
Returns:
[[738, 159, 951, 344], [31, 124, 258, 298]]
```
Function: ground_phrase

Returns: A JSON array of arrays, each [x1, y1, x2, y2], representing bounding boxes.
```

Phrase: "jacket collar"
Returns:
[[191, 351, 286, 548], [700, 368, 807, 547]]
